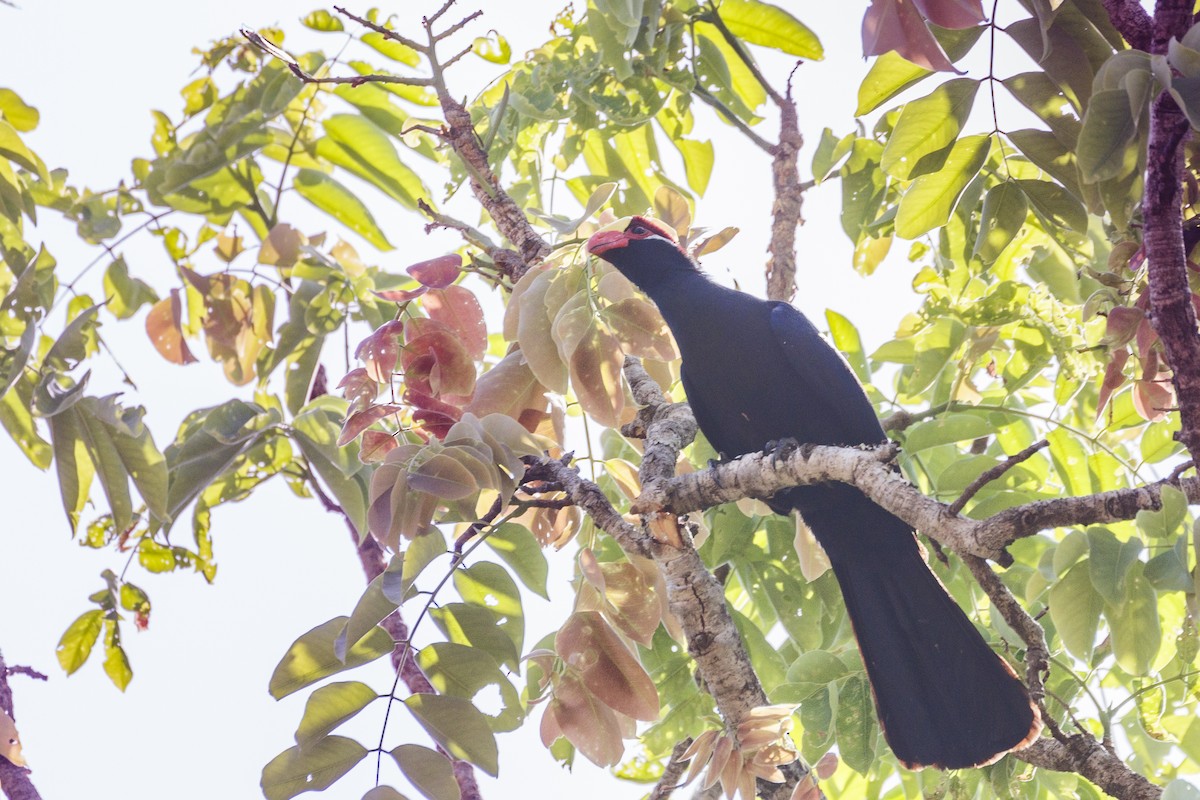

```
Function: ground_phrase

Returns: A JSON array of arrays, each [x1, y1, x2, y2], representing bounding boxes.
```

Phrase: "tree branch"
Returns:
[[1100, 0, 1152, 50], [0, 650, 43, 800], [1144, 89, 1200, 466], [1014, 736, 1161, 800], [635, 438, 1200, 565]]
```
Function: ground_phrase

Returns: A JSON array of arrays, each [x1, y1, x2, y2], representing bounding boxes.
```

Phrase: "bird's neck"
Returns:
[[643, 269, 734, 334]]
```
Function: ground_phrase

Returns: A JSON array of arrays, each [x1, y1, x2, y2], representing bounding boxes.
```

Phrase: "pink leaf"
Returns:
[[912, 0, 985, 29], [338, 404, 404, 447], [423, 286, 487, 361], [337, 367, 378, 415], [408, 254, 463, 288], [1095, 347, 1129, 420], [374, 285, 428, 303], [359, 430, 399, 462], [862, 0, 957, 72], [355, 320, 405, 382]]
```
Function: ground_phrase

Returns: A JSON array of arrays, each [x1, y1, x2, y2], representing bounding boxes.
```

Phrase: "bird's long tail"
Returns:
[[830, 534, 1042, 769]]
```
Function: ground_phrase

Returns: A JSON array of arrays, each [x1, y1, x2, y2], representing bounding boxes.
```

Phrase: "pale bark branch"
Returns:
[[1014, 737, 1161, 800], [635, 439, 1199, 566]]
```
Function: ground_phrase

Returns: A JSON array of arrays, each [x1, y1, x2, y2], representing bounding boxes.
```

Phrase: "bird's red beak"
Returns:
[[586, 230, 629, 256]]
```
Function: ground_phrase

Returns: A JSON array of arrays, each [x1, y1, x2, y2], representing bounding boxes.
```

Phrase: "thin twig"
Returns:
[[947, 439, 1049, 516], [334, 5, 426, 51], [648, 737, 695, 800]]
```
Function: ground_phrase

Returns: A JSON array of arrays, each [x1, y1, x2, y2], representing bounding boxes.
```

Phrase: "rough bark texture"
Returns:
[[0, 652, 42, 800], [1100, 0, 1152, 49], [434, 97, 551, 274], [1144, 91, 1200, 464], [765, 91, 804, 302], [1015, 738, 1162, 800], [638, 439, 1200, 564]]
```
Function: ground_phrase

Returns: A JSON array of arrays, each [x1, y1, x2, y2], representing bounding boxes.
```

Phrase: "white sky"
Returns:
[[0, 2, 926, 799]]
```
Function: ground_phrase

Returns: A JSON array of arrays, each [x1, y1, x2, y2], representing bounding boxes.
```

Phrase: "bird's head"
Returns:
[[586, 216, 696, 291]]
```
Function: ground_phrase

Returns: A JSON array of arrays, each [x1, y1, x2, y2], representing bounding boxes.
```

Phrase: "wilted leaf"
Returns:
[[545, 669, 625, 767], [569, 322, 625, 427], [556, 611, 659, 722], [145, 291, 198, 365]]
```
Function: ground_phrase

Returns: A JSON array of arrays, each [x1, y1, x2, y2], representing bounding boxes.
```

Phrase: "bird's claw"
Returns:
[[763, 437, 800, 468]]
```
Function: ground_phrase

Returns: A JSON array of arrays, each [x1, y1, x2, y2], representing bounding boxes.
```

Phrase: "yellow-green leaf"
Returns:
[[405, 694, 499, 776], [895, 133, 990, 238], [880, 79, 979, 180], [261, 736, 368, 800]]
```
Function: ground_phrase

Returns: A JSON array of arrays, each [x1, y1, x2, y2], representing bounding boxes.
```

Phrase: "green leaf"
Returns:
[[972, 182, 1028, 265], [0, 88, 40, 132], [362, 31, 420, 66], [48, 407, 95, 532], [318, 115, 426, 209], [363, 788, 410, 800], [903, 413, 993, 453], [835, 674, 877, 774], [716, 0, 823, 59], [825, 310, 869, 383], [856, 27, 986, 115], [484, 522, 549, 600], [0, 118, 48, 179], [1087, 527, 1142, 603], [1007, 128, 1082, 199], [453, 562, 523, 656], [294, 169, 392, 250], [336, 571, 400, 662], [1076, 88, 1139, 183], [390, 745, 461, 800], [1049, 561, 1103, 661], [295, 681, 379, 751], [301, 10, 344, 31], [880, 79, 979, 180], [671, 138, 715, 195], [1016, 178, 1088, 233], [430, 603, 519, 670], [415, 642, 523, 732], [101, 621, 133, 691], [1105, 562, 1161, 676], [56, 609, 103, 674], [269, 617, 394, 699], [404, 694, 499, 776], [1136, 484, 1188, 539], [1163, 780, 1200, 800], [776, 649, 851, 702], [261, 736, 368, 800], [895, 133, 990, 239], [103, 257, 158, 319]]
